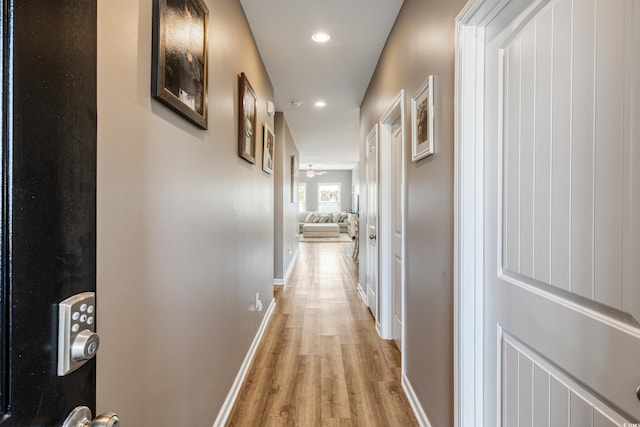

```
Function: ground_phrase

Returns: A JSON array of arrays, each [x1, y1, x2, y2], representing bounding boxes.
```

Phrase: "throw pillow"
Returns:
[[332, 212, 341, 223], [320, 214, 331, 223], [339, 212, 348, 222], [305, 213, 315, 222], [311, 213, 321, 223]]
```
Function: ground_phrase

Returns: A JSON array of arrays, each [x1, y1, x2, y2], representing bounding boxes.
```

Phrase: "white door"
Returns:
[[366, 125, 379, 322], [391, 126, 403, 347], [482, 0, 640, 425]]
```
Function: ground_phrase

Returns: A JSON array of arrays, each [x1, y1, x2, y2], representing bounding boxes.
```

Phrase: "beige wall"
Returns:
[[359, 0, 465, 425], [273, 112, 299, 281], [96, 0, 274, 425]]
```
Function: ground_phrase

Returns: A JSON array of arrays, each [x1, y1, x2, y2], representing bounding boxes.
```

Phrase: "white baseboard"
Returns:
[[274, 245, 299, 286], [282, 246, 299, 285], [357, 283, 366, 304], [402, 373, 433, 427], [212, 298, 276, 427]]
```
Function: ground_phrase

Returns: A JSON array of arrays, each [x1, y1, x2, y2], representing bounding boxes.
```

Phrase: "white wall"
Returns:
[[96, 0, 275, 425]]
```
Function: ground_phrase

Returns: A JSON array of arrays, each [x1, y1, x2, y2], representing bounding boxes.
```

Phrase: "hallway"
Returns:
[[228, 242, 418, 426]]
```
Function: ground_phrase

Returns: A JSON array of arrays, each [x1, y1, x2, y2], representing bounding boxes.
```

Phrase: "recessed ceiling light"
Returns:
[[314, 100, 326, 107], [311, 32, 330, 43], [291, 101, 302, 108]]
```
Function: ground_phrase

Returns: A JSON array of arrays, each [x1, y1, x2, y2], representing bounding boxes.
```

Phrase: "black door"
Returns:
[[0, 0, 98, 425]]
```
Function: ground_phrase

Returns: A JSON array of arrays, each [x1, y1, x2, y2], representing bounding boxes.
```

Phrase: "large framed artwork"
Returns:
[[263, 123, 275, 174], [238, 73, 257, 164], [152, 0, 209, 129], [411, 75, 435, 161]]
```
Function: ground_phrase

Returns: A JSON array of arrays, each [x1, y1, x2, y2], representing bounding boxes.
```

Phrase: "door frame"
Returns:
[[378, 90, 406, 353], [454, 1, 513, 426], [454, 1, 490, 426]]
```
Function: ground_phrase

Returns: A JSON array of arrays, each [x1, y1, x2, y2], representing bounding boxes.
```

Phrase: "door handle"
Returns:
[[63, 406, 119, 427], [369, 234, 376, 240]]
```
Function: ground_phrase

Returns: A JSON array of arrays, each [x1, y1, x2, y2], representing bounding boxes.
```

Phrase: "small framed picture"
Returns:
[[263, 123, 275, 174], [290, 154, 297, 202], [238, 73, 257, 164], [411, 75, 435, 161], [152, 0, 209, 129]]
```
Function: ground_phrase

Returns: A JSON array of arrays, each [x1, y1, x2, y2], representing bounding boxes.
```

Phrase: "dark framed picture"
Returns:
[[238, 73, 257, 164], [152, 0, 209, 129], [411, 75, 435, 161], [263, 123, 275, 174]]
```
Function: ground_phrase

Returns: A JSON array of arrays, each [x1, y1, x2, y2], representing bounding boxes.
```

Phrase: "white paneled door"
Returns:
[[366, 125, 379, 323], [392, 126, 403, 347], [482, 0, 640, 424]]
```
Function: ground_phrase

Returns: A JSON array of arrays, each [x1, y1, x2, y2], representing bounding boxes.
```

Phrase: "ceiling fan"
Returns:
[[304, 164, 327, 178]]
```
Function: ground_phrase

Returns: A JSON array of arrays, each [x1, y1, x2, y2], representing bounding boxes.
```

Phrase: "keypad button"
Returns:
[[87, 317, 94, 325], [80, 304, 87, 312], [72, 312, 80, 320], [72, 324, 80, 332], [80, 314, 87, 322], [87, 306, 94, 314]]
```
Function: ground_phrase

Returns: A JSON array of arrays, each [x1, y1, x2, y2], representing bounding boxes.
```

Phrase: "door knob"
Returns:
[[63, 406, 120, 427], [369, 234, 376, 240]]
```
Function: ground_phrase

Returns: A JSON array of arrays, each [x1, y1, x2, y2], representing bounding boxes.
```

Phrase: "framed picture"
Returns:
[[263, 123, 275, 174], [238, 73, 257, 164], [152, 0, 209, 129], [290, 154, 297, 202], [411, 75, 435, 161]]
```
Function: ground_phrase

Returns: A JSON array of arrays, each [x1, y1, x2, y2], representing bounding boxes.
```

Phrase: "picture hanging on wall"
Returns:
[[238, 73, 258, 164], [263, 123, 275, 174], [411, 75, 435, 161], [290, 154, 297, 202], [151, 0, 209, 129]]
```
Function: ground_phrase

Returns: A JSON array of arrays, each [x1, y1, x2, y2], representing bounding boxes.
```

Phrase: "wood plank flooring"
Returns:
[[227, 242, 418, 426]]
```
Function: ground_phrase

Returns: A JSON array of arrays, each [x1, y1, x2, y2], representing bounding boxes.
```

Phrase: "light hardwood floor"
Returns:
[[227, 242, 418, 426]]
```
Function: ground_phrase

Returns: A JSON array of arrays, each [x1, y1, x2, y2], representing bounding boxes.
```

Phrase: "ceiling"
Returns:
[[239, 0, 404, 171]]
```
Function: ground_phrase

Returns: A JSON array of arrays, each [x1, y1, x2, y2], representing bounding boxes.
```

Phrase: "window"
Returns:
[[317, 183, 341, 213], [298, 183, 307, 212]]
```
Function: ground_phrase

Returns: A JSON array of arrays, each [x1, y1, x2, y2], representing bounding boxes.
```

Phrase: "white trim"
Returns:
[[274, 244, 299, 286], [284, 245, 299, 285], [357, 282, 367, 304], [378, 90, 405, 342], [402, 373, 433, 427], [453, 0, 503, 426], [212, 298, 276, 427]]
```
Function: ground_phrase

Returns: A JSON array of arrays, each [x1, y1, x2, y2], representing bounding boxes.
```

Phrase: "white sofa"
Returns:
[[298, 211, 349, 234]]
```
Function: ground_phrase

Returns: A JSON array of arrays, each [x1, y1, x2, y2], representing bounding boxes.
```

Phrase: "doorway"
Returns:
[[378, 90, 406, 348]]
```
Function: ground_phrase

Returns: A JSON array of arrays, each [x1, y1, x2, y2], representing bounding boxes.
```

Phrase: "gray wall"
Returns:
[[359, 0, 465, 425], [299, 170, 352, 213], [274, 112, 300, 281], [96, 0, 275, 425]]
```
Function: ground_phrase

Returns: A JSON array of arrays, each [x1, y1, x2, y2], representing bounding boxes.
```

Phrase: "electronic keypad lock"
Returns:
[[58, 292, 99, 376]]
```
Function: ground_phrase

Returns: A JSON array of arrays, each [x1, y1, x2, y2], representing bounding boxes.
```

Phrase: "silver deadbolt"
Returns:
[[58, 292, 100, 376], [369, 234, 376, 240], [71, 330, 100, 362], [636, 385, 640, 401], [62, 406, 119, 427]]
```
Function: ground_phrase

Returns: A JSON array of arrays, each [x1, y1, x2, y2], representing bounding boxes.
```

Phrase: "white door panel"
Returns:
[[392, 126, 402, 346], [366, 125, 379, 322], [483, 0, 640, 424]]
